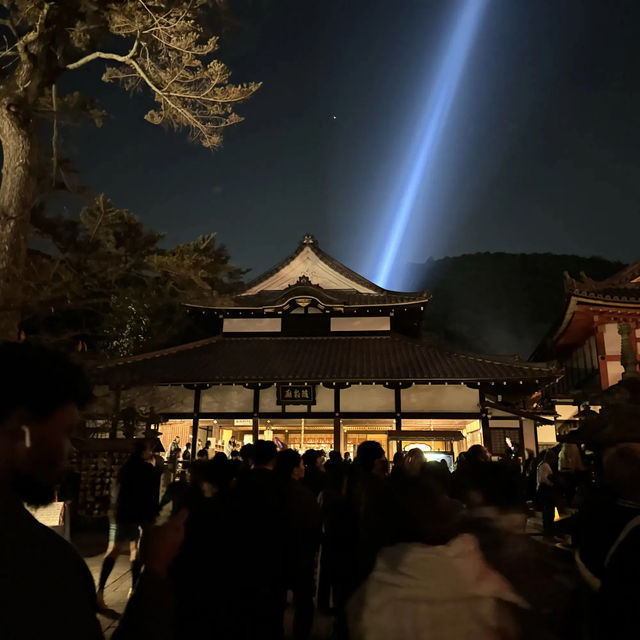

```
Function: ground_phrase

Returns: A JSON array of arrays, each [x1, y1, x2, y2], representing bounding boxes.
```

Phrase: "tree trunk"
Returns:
[[0, 96, 36, 341]]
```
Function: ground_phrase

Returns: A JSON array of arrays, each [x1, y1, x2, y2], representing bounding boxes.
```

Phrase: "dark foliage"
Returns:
[[410, 253, 625, 356], [21, 194, 245, 357]]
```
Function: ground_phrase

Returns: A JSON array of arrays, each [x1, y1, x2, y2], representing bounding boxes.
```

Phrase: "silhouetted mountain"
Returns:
[[409, 253, 625, 357]]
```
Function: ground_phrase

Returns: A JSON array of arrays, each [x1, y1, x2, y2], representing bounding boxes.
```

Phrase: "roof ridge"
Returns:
[[241, 239, 307, 292], [452, 351, 556, 371], [309, 242, 387, 293], [397, 337, 557, 371], [449, 348, 555, 370], [96, 335, 222, 368], [570, 260, 640, 291], [599, 260, 640, 286]]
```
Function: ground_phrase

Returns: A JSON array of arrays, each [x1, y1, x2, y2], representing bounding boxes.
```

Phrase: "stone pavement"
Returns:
[[73, 529, 333, 639], [73, 530, 131, 639], [72, 514, 564, 640]]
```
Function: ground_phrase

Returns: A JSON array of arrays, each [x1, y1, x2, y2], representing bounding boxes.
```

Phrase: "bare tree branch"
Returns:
[[51, 82, 57, 186], [66, 37, 139, 70]]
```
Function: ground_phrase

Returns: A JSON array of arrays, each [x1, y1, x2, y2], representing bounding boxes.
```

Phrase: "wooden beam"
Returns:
[[90, 410, 483, 421], [387, 430, 465, 442]]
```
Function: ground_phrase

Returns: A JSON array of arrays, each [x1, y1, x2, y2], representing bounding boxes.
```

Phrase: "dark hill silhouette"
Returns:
[[408, 253, 625, 357]]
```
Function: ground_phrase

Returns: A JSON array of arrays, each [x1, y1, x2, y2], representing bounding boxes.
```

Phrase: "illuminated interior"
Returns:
[[155, 416, 483, 460]]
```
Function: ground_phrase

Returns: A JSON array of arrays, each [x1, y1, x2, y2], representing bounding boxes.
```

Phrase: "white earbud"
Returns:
[[21, 425, 31, 449]]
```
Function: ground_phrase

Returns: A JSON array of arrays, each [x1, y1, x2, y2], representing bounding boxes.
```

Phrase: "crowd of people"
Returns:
[[2, 342, 640, 640]]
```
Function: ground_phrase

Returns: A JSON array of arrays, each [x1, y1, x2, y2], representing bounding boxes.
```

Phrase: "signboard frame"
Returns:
[[276, 384, 316, 406]]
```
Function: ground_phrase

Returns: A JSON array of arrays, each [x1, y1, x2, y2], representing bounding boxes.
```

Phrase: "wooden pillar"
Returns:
[[252, 387, 260, 443], [479, 390, 491, 452], [191, 387, 202, 454], [518, 416, 525, 461], [333, 386, 342, 453], [333, 418, 343, 453], [109, 387, 121, 439], [394, 386, 402, 454], [595, 324, 609, 390]]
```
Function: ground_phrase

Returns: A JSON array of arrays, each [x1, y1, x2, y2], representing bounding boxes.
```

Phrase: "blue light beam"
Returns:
[[374, 0, 488, 288]]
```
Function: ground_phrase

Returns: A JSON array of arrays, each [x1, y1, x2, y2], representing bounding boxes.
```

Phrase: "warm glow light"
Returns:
[[375, 0, 488, 288]]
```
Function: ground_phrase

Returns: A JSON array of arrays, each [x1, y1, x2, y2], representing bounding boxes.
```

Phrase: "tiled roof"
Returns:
[[93, 334, 558, 387], [572, 286, 640, 303], [567, 260, 640, 303]]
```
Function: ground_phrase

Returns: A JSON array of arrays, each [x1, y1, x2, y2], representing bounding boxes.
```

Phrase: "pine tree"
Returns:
[[23, 194, 245, 356], [0, 1, 259, 339]]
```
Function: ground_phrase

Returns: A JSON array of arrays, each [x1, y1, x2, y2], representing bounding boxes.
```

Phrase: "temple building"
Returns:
[[92, 235, 559, 463], [533, 259, 640, 422]]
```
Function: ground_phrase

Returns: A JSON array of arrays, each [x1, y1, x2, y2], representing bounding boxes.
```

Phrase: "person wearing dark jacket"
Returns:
[[197, 439, 211, 460], [168, 460, 236, 639], [302, 448, 327, 498], [331, 441, 390, 640], [276, 449, 322, 640], [579, 444, 640, 639], [318, 450, 347, 610], [229, 440, 286, 640], [0, 342, 186, 640], [451, 444, 491, 504], [97, 438, 160, 609], [181, 441, 191, 466], [159, 470, 190, 517]]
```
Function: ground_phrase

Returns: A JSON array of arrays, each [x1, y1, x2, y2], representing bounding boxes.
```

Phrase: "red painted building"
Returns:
[[533, 260, 640, 416]]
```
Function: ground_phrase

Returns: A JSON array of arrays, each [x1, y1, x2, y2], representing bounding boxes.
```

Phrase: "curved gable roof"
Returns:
[[191, 235, 430, 311], [242, 235, 385, 295], [531, 259, 640, 360]]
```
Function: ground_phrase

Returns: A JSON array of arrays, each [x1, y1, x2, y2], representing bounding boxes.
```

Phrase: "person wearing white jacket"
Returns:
[[348, 533, 528, 640]]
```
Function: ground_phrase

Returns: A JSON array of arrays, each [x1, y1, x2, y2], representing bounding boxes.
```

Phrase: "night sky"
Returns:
[[62, 0, 640, 288]]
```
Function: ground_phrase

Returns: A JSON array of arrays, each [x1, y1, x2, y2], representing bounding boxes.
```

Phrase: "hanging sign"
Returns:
[[277, 384, 316, 405]]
